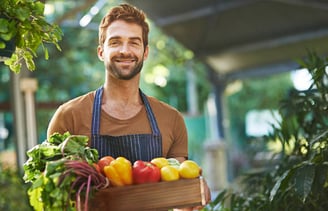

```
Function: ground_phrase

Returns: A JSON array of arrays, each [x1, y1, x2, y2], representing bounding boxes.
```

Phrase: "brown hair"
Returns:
[[98, 3, 149, 48]]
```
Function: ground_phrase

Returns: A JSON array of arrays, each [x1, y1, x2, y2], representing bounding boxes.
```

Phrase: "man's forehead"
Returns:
[[106, 20, 143, 38]]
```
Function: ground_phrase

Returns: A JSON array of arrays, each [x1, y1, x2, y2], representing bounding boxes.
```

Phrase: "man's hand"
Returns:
[[173, 177, 211, 211], [172, 157, 211, 211]]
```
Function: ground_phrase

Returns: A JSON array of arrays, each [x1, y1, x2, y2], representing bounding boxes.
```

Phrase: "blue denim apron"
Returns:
[[91, 87, 162, 163]]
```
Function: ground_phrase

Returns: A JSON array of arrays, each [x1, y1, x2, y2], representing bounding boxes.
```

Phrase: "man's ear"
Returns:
[[143, 45, 149, 61], [97, 45, 104, 61]]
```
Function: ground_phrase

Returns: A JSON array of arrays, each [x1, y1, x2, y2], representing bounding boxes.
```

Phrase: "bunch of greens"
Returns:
[[23, 132, 108, 211]]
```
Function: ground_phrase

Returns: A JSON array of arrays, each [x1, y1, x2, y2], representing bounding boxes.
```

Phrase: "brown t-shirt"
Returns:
[[47, 91, 188, 159]]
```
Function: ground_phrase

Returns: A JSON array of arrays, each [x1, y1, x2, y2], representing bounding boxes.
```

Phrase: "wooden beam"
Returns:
[[0, 101, 64, 111]]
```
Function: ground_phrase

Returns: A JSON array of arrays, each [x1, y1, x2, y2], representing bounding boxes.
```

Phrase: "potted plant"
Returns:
[[0, 0, 62, 73]]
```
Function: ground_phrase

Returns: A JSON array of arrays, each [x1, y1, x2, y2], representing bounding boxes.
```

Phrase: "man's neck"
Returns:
[[103, 77, 141, 103], [101, 76, 143, 119]]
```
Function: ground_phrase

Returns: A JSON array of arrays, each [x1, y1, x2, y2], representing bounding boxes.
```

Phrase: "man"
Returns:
[[47, 3, 210, 210]]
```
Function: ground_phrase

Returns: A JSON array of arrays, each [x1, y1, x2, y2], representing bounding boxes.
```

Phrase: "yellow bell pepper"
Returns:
[[150, 157, 169, 169], [103, 156, 133, 186]]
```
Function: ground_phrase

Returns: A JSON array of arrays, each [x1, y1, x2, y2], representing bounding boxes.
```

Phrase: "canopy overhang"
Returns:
[[126, 0, 328, 79]]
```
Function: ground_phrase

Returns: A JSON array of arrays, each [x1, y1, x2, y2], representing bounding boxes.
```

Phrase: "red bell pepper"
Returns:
[[132, 160, 161, 184]]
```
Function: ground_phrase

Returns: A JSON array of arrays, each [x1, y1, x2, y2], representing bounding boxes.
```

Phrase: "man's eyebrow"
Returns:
[[129, 37, 142, 42], [108, 36, 142, 41], [108, 36, 120, 40]]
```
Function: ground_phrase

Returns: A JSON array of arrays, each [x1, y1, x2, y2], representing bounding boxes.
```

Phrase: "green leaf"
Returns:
[[270, 169, 294, 202], [311, 163, 328, 193], [44, 159, 65, 177], [0, 32, 13, 41], [4, 53, 21, 73], [48, 132, 71, 145], [293, 163, 315, 202], [44, 46, 49, 60], [33, 2, 45, 16], [0, 41, 5, 49], [23, 51, 36, 70], [211, 189, 228, 206], [15, 7, 30, 22], [0, 18, 9, 33], [59, 135, 89, 154], [25, 57, 36, 71], [28, 185, 44, 211], [31, 174, 45, 189]]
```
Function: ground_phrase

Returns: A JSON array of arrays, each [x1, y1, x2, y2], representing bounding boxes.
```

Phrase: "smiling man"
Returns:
[[47, 3, 210, 210], [47, 3, 188, 164]]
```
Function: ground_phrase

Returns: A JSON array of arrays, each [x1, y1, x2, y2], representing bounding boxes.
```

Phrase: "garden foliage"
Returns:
[[205, 52, 328, 211]]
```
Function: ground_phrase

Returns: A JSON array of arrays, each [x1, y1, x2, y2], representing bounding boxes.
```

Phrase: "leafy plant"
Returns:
[[205, 51, 328, 211], [0, 0, 62, 73], [0, 163, 32, 211]]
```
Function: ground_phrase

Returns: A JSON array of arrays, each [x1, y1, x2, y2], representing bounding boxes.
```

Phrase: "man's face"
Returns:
[[98, 20, 149, 80]]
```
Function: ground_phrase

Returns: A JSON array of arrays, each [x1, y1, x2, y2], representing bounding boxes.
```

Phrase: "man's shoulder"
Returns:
[[58, 91, 95, 112], [147, 95, 179, 113]]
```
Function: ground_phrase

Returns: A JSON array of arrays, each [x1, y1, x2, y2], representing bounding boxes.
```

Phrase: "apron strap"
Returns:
[[91, 86, 103, 135]]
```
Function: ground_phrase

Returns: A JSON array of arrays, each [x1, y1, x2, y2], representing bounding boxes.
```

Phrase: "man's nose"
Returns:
[[119, 43, 130, 54]]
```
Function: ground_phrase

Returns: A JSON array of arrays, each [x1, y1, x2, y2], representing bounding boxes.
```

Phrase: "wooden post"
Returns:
[[10, 71, 26, 171], [20, 78, 38, 151]]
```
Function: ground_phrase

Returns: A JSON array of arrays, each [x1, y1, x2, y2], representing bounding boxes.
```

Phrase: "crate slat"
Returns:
[[89, 177, 204, 211]]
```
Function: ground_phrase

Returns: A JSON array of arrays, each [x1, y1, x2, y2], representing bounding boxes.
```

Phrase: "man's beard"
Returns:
[[107, 55, 144, 80]]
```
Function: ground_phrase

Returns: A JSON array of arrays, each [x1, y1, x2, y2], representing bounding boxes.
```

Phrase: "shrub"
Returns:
[[205, 51, 328, 211], [0, 163, 32, 211]]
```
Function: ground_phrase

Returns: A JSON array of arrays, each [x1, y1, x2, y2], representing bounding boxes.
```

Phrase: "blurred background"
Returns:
[[1, 0, 328, 209]]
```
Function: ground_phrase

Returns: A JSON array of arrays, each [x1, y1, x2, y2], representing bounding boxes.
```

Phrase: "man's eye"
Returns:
[[109, 40, 120, 46], [131, 41, 141, 46]]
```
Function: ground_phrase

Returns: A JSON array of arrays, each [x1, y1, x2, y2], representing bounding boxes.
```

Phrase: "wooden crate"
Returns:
[[89, 177, 206, 211]]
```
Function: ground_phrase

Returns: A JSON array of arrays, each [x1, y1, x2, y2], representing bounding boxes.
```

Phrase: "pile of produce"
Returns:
[[23, 132, 202, 210], [97, 156, 201, 187]]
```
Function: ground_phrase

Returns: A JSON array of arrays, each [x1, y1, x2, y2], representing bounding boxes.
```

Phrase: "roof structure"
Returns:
[[126, 0, 328, 80]]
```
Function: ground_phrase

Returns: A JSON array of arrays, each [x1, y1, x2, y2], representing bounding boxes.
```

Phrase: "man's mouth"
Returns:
[[115, 57, 136, 63]]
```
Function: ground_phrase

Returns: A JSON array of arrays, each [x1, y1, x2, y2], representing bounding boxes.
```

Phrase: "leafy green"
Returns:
[[23, 132, 100, 211]]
